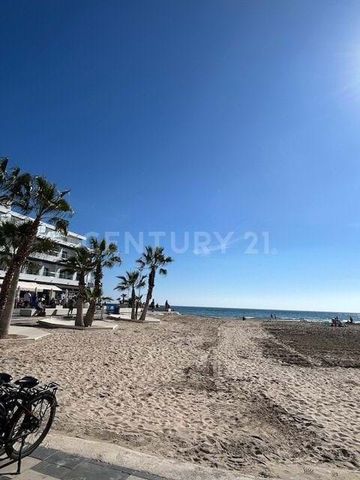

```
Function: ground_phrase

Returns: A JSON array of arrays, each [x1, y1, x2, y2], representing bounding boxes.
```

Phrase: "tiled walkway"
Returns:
[[0, 446, 166, 480]]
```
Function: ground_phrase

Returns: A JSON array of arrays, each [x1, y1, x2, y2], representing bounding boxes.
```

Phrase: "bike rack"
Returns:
[[0, 436, 26, 475]]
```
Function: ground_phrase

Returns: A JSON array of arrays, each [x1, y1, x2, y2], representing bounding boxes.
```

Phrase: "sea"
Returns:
[[173, 306, 360, 323]]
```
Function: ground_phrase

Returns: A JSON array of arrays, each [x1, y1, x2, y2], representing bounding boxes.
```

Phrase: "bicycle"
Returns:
[[0, 373, 58, 474]]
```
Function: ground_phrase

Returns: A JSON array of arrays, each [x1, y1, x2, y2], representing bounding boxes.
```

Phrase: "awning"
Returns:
[[0, 281, 63, 292], [17, 282, 38, 292], [36, 284, 62, 292]]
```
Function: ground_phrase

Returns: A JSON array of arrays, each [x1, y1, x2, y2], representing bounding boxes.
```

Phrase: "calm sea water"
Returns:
[[174, 306, 360, 323]]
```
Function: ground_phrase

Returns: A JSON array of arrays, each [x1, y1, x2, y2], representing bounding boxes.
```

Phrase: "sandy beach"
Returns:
[[1, 315, 359, 479]]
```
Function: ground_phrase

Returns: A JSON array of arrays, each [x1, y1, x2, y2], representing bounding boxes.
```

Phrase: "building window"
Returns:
[[59, 269, 73, 280], [26, 262, 41, 275], [50, 246, 60, 256], [43, 267, 56, 277], [61, 250, 68, 260]]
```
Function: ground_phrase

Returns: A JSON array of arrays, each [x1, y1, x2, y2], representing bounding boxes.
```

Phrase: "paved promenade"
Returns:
[[0, 446, 165, 480]]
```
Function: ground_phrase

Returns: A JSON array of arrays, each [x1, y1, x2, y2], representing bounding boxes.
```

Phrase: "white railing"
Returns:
[[0, 270, 79, 287], [31, 252, 62, 262]]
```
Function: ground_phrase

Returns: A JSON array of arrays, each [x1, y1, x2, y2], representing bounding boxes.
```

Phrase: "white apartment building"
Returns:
[[0, 206, 94, 302]]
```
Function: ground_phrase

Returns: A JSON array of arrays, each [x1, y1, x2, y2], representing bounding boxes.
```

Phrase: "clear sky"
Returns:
[[2, 0, 360, 311]]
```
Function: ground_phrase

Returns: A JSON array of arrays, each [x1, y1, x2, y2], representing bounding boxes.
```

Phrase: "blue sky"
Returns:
[[2, 0, 360, 311]]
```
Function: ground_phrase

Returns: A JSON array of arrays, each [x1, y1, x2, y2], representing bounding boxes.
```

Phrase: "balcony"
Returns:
[[30, 252, 62, 263], [30, 250, 71, 264], [42, 233, 82, 249], [3, 271, 80, 287], [59, 271, 74, 280], [43, 270, 57, 278]]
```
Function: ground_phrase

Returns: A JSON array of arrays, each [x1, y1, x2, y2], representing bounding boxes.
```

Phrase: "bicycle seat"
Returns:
[[15, 376, 39, 388], [0, 373, 12, 384]]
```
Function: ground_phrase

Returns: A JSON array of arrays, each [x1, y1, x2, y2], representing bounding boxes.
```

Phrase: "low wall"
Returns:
[[20, 307, 89, 317]]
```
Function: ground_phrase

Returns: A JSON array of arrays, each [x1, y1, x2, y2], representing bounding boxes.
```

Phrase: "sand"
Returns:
[[1, 315, 359, 479]]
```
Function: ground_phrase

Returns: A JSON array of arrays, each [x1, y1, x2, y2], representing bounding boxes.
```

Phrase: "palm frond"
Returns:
[[48, 218, 69, 235], [31, 237, 58, 255], [62, 246, 94, 274]]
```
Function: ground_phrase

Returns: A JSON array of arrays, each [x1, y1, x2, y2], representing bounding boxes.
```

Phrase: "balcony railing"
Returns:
[[59, 272, 74, 280], [43, 271, 57, 277], [31, 252, 62, 262]]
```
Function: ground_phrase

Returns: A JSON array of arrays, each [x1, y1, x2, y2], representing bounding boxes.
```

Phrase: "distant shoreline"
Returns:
[[173, 306, 360, 323]]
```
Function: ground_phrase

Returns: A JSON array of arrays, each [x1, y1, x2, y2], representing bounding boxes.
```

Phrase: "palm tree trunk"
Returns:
[[75, 294, 84, 327], [84, 264, 101, 327], [84, 299, 96, 327], [75, 296, 83, 327], [0, 262, 16, 316], [0, 263, 21, 338], [131, 287, 136, 320], [139, 269, 155, 322], [75, 274, 85, 327]]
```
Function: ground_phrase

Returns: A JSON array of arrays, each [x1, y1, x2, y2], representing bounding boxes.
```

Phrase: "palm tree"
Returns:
[[134, 275, 147, 320], [114, 270, 146, 320], [0, 221, 58, 333], [63, 247, 94, 327], [0, 221, 24, 270], [0, 160, 33, 331], [83, 238, 121, 327], [136, 246, 173, 322], [0, 158, 32, 209], [0, 165, 72, 338], [83, 292, 113, 320], [0, 221, 58, 271]]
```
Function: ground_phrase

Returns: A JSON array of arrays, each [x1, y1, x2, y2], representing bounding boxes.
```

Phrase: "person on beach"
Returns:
[[31, 292, 37, 308], [67, 297, 75, 317], [331, 316, 343, 327], [349, 316, 354, 324], [34, 296, 45, 316], [23, 291, 31, 307]]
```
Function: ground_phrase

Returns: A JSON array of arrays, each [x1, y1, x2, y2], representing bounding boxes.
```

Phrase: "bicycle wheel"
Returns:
[[5, 392, 56, 460], [0, 403, 7, 456]]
